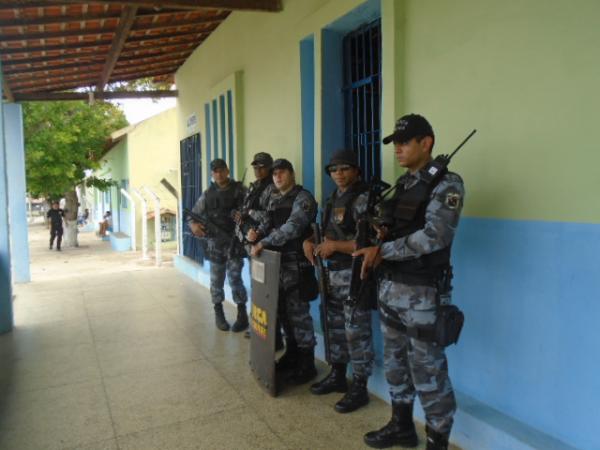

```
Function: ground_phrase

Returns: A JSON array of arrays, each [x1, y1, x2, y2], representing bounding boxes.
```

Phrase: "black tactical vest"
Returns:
[[323, 181, 368, 266], [380, 163, 453, 284], [245, 177, 273, 211], [204, 181, 241, 234], [269, 184, 313, 254]]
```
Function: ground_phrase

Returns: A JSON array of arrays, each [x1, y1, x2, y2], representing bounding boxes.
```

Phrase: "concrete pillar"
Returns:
[[0, 65, 14, 334], [5, 103, 30, 283]]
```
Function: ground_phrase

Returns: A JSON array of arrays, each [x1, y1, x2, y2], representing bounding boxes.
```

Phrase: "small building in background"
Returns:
[[91, 108, 179, 248]]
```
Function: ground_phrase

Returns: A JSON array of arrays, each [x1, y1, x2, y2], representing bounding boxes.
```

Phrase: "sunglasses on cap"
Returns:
[[328, 165, 354, 173]]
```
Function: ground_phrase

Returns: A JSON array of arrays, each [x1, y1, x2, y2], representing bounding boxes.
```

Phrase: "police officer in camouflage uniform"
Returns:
[[355, 115, 464, 450], [249, 159, 319, 385], [234, 152, 276, 340], [234, 152, 276, 244], [189, 158, 249, 332], [303, 149, 375, 413]]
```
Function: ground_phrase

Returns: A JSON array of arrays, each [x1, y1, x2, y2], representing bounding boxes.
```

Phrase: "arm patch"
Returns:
[[445, 192, 462, 210]]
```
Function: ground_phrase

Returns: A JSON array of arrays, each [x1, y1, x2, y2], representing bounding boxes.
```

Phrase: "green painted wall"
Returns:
[[127, 108, 179, 246], [176, 0, 366, 194], [177, 0, 599, 223], [101, 139, 129, 182], [394, 0, 600, 223], [96, 108, 179, 245]]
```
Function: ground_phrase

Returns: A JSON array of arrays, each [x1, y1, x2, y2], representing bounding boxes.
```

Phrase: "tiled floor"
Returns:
[[0, 224, 447, 449]]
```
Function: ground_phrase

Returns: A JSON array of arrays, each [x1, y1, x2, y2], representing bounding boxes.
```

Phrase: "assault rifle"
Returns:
[[346, 178, 390, 317], [371, 129, 477, 233], [234, 178, 266, 245], [183, 208, 232, 241], [312, 222, 332, 363]]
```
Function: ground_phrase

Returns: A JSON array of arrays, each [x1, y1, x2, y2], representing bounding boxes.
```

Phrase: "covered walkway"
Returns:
[[0, 224, 448, 450]]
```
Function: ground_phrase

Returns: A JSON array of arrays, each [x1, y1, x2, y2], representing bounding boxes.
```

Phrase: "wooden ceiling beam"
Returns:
[[0, 29, 206, 55], [11, 75, 99, 90], [3, 45, 193, 67], [0, 14, 225, 42], [108, 51, 190, 68], [5, 52, 184, 80], [0, 40, 113, 55], [4, 60, 104, 75], [12, 67, 177, 93], [2, 53, 106, 66], [113, 59, 183, 74], [120, 41, 197, 57], [0, 0, 183, 10], [0, 0, 282, 12], [13, 90, 178, 102], [96, 5, 137, 91], [0, 8, 186, 28]]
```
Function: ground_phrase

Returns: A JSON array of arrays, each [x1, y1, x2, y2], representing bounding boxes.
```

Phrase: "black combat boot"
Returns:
[[214, 303, 230, 331], [276, 331, 300, 372], [363, 402, 418, 448], [231, 304, 249, 332], [334, 374, 369, 413], [425, 425, 450, 450], [286, 347, 317, 385], [310, 363, 348, 395]]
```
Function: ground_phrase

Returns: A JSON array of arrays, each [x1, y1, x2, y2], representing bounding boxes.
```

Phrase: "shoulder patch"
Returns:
[[445, 192, 462, 210]]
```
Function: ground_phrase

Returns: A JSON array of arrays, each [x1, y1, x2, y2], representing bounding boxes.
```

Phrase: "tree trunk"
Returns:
[[63, 189, 79, 247]]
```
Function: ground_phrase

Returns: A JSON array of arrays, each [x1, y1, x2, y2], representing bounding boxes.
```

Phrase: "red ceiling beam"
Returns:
[[0, 0, 282, 12], [13, 89, 178, 102]]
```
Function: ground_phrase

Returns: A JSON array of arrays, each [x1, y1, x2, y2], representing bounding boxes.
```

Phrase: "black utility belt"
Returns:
[[378, 301, 464, 347], [327, 260, 352, 272], [378, 269, 437, 287], [279, 251, 310, 264]]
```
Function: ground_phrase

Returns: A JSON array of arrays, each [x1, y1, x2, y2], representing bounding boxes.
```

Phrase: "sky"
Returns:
[[110, 97, 176, 125]]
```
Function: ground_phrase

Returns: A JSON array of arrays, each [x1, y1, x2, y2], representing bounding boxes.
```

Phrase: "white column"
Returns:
[[142, 186, 162, 267], [26, 194, 32, 223], [159, 177, 181, 256], [120, 188, 136, 251], [131, 188, 149, 260]]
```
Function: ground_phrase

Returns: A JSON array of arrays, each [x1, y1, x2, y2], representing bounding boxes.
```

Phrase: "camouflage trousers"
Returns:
[[278, 258, 316, 350], [325, 268, 374, 378], [378, 278, 456, 435], [209, 257, 248, 305]]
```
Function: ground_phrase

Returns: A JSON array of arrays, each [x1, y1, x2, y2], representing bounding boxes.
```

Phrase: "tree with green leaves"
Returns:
[[24, 100, 128, 247]]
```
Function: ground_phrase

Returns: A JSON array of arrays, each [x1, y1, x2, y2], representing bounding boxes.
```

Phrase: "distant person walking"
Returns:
[[46, 201, 64, 251]]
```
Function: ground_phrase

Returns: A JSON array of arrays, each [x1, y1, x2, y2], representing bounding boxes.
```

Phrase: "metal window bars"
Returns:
[[343, 19, 382, 183]]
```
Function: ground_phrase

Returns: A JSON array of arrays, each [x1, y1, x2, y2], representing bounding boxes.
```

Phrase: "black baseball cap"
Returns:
[[251, 152, 273, 168], [325, 149, 360, 173], [382, 114, 434, 145], [210, 158, 228, 171], [272, 158, 294, 172]]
